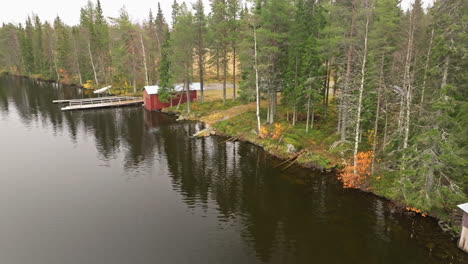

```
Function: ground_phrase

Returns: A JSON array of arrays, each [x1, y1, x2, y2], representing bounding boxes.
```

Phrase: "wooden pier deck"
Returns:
[[54, 96, 143, 111]]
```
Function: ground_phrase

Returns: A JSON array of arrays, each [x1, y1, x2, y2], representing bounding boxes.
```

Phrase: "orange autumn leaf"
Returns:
[[272, 123, 284, 140], [405, 207, 427, 217], [338, 151, 373, 189], [259, 125, 269, 139]]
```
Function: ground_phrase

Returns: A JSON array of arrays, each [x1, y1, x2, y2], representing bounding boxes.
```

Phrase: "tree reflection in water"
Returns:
[[0, 75, 465, 264]]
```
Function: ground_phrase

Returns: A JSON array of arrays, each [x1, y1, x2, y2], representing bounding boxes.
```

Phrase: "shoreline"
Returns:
[[1, 73, 462, 239], [1, 72, 84, 88], [162, 107, 462, 240]]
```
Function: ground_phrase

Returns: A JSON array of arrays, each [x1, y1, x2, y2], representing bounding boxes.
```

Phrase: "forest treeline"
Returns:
[[0, 0, 466, 222]]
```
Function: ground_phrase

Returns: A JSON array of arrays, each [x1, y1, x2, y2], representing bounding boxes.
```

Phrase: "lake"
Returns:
[[0, 76, 466, 263]]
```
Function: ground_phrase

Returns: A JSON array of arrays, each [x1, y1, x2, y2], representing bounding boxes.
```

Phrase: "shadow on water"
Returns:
[[0, 76, 466, 264]]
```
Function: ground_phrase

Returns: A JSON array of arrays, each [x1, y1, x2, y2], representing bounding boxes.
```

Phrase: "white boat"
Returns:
[[93, 85, 112, 94]]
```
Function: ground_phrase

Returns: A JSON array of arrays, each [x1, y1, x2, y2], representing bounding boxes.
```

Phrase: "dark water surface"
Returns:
[[0, 76, 466, 264]]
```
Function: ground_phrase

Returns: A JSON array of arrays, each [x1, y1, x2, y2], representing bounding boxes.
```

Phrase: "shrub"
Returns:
[[338, 151, 373, 189]]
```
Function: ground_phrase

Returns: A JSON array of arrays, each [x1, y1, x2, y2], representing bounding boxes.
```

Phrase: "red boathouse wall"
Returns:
[[143, 90, 197, 111]]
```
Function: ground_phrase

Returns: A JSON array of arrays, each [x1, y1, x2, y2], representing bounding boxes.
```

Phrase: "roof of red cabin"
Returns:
[[143, 83, 201, 95]]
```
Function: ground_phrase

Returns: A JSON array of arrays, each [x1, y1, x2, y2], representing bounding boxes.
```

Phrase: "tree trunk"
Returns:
[[232, 47, 236, 100], [223, 50, 227, 104], [198, 44, 204, 103], [292, 105, 296, 126], [53, 55, 60, 81], [371, 56, 384, 176], [176, 83, 184, 111], [216, 53, 220, 80], [341, 0, 357, 141], [140, 33, 149, 86], [420, 28, 434, 106], [306, 95, 311, 132], [402, 10, 416, 150], [254, 26, 261, 134], [186, 67, 191, 114], [71, 34, 82, 85], [268, 88, 277, 124], [88, 41, 99, 85], [324, 59, 331, 119], [311, 102, 315, 130], [383, 101, 388, 151], [353, 11, 369, 177], [337, 101, 342, 134]]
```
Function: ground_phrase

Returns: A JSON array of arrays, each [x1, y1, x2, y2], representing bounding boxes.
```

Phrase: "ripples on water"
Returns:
[[0, 76, 466, 264]]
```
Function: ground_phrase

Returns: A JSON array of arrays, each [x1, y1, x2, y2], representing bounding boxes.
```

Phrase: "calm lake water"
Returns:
[[0, 76, 466, 264]]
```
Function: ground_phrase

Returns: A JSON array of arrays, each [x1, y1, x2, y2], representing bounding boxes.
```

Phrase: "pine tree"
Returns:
[[93, 0, 111, 84], [193, 0, 207, 102], [54, 16, 72, 80], [257, 0, 293, 124], [158, 31, 173, 104], [111, 7, 140, 92], [227, 0, 240, 100], [171, 3, 195, 113], [284, 0, 325, 130], [22, 17, 35, 74], [171, 0, 180, 28], [32, 15, 44, 75], [210, 0, 230, 104]]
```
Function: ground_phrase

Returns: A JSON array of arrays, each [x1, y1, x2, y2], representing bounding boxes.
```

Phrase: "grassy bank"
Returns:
[[164, 99, 342, 171]]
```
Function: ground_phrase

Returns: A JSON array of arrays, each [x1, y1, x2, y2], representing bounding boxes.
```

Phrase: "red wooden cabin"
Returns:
[[143, 84, 198, 111]]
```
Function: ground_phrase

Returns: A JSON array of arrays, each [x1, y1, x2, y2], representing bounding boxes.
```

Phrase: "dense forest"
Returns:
[[0, 0, 466, 224]]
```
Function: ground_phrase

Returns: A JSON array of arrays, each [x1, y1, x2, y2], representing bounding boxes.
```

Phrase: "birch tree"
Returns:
[[352, 0, 370, 177]]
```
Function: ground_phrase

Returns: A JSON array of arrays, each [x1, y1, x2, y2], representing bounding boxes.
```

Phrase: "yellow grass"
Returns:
[[202, 88, 236, 101]]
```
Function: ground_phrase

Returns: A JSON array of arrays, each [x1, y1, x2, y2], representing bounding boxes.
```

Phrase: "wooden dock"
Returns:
[[54, 96, 143, 111]]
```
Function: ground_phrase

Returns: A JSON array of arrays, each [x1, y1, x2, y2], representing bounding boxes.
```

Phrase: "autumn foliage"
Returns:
[[272, 123, 284, 140], [259, 123, 284, 140], [259, 125, 268, 138], [405, 207, 427, 217], [83, 80, 94, 89], [339, 151, 373, 189]]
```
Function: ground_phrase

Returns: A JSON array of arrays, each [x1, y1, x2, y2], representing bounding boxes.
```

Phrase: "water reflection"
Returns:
[[0, 76, 466, 264]]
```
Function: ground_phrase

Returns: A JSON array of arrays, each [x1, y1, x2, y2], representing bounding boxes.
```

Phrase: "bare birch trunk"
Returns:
[[341, 0, 357, 141], [177, 84, 184, 111], [403, 10, 416, 150], [223, 50, 227, 104], [88, 41, 99, 86], [337, 102, 342, 134], [311, 103, 315, 130], [140, 33, 149, 86], [233, 47, 236, 100], [383, 102, 388, 151], [353, 11, 369, 177], [293, 106, 296, 126], [198, 43, 204, 103], [306, 96, 311, 132], [71, 34, 83, 85], [155, 29, 162, 59], [324, 59, 331, 119], [371, 56, 384, 176], [216, 54, 220, 80], [254, 26, 261, 133], [186, 68, 191, 114], [293, 57, 298, 127], [54, 55, 60, 81], [269, 88, 277, 124], [441, 52, 450, 89], [420, 28, 434, 106]]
